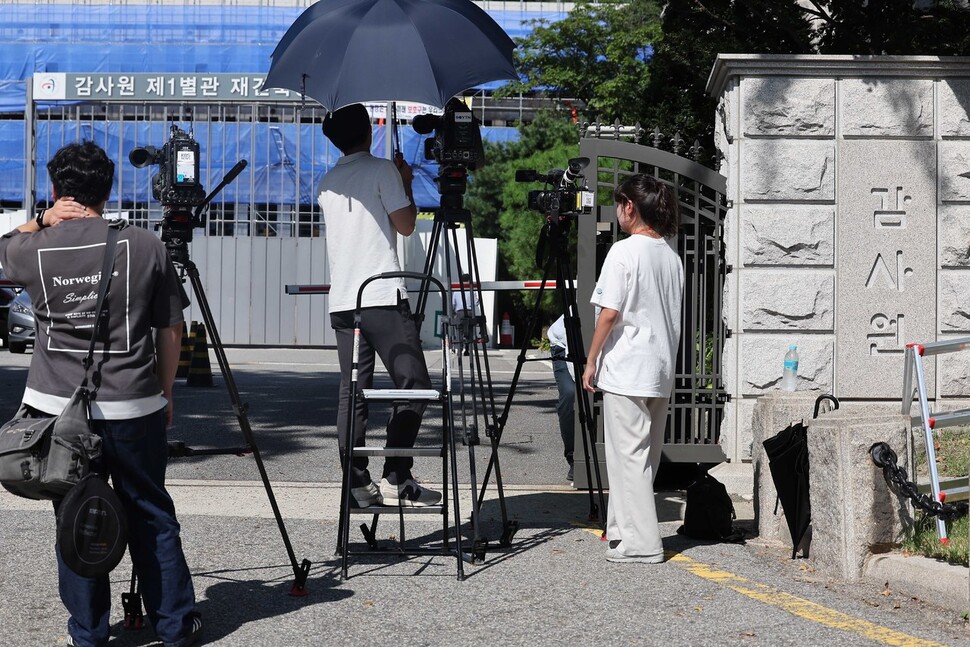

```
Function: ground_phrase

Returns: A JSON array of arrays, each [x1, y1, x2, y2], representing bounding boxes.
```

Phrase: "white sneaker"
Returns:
[[379, 478, 442, 507], [350, 481, 382, 508], [605, 547, 664, 564]]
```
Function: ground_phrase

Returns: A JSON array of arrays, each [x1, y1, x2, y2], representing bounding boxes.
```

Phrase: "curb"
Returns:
[[864, 553, 968, 613]]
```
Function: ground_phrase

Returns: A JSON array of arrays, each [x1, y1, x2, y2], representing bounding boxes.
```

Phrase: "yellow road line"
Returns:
[[570, 521, 606, 539], [669, 554, 947, 647]]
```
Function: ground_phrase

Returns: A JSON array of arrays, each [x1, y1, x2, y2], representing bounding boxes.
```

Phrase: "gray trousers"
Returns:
[[603, 391, 669, 558], [331, 299, 432, 486]]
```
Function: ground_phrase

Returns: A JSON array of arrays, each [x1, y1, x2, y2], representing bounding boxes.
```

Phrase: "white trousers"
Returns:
[[603, 391, 669, 558]]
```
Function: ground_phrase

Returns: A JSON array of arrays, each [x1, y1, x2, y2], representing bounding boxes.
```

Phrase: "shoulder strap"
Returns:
[[81, 222, 122, 388]]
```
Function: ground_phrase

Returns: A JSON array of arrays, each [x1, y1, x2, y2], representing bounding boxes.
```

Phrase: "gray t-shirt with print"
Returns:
[[0, 218, 184, 417]]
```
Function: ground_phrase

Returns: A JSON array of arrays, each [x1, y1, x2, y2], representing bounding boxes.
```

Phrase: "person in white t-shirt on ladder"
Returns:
[[317, 104, 441, 508]]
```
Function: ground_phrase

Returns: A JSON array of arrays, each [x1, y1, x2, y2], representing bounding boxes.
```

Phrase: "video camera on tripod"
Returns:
[[127, 125, 310, 593], [515, 157, 594, 217], [413, 98, 484, 205], [129, 124, 247, 264]]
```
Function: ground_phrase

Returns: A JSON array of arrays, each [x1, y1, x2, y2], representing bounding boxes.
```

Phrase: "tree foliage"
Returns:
[[805, 0, 970, 55], [502, 0, 663, 125], [509, 0, 970, 162], [466, 112, 579, 325], [643, 0, 811, 149]]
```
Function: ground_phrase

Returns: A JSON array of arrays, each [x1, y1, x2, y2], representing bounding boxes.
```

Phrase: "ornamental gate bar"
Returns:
[[576, 135, 729, 473]]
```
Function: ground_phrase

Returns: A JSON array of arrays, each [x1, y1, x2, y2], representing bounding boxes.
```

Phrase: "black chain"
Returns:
[[869, 442, 968, 521]]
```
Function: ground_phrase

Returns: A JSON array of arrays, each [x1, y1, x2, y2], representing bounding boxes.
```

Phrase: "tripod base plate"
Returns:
[[288, 558, 312, 597], [121, 592, 144, 630], [472, 539, 488, 562], [499, 520, 519, 547]]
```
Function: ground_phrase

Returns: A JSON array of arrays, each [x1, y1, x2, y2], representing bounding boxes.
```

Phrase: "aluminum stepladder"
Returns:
[[901, 336, 970, 542], [335, 272, 466, 579]]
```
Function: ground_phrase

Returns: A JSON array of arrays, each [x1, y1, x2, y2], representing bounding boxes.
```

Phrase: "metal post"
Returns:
[[24, 79, 36, 218]]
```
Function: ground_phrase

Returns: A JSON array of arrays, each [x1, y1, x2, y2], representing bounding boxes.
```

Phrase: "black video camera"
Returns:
[[516, 157, 593, 216], [129, 125, 206, 208], [413, 98, 485, 174]]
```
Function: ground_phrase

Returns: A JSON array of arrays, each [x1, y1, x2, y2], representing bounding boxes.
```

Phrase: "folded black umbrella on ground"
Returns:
[[763, 421, 810, 559], [762, 394, 839, 559]]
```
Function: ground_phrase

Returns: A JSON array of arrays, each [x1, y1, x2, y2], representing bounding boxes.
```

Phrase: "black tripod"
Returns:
[[486, 212, 607, 530], [413, 178, 518, 560], [122, 162, 311, 629]]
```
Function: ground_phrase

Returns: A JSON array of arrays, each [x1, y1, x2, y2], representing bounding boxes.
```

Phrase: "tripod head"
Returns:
[[434, 165, 471, 213], [158, 159, 248, 267]]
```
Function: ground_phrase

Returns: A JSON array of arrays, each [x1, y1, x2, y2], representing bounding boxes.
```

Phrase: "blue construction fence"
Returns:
[[0, 3, 565, 112], [7, 118, 519, 209]]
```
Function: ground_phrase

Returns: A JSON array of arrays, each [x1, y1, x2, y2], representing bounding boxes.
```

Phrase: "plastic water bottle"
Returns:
[[781, 345, 799, 392]]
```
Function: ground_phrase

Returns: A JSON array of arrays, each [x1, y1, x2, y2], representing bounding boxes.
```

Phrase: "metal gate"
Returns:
[[23, 77, 342, 345], [577, 133, 728, 464], [20, 73, 503, 345]]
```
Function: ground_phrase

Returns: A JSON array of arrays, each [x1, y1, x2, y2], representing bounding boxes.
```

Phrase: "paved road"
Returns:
[[1, 347, 967, 646]]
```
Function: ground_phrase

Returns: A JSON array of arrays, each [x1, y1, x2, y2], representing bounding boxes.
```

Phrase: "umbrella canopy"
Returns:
[[264, 0, 518, 111], [763, 422, 810, 559]]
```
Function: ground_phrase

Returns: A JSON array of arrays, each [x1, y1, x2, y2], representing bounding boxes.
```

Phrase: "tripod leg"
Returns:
[[556, 257, 608, 531], [413, 218, 443, 328], [121, 570, 143, 630], [444, 390, 466, 579], [183, 263, 311, 595], [477, 258, 555, 548]]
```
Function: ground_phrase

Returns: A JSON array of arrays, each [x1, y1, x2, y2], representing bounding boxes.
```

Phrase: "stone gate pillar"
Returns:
[[707, 55, 970, 469]]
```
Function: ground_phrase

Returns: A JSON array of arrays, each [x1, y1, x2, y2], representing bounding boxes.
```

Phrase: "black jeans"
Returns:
[[331, 299, 432, 486]]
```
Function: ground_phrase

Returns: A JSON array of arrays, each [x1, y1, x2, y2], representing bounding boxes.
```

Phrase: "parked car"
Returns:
[[7, 290, 34, 354], [0, 268, 16, 349]]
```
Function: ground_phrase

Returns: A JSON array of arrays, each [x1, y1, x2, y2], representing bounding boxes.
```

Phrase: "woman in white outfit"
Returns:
[[582, 174, 684, 563]]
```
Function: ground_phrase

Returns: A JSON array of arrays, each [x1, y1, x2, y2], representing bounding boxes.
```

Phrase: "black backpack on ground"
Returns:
[[677, 473, 745, 543]]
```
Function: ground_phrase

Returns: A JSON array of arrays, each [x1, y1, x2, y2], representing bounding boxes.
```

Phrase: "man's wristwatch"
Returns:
[[34, 210, 48, 229]]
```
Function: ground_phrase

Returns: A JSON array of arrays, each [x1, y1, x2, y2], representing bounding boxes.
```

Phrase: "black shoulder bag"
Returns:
[[0, 223, 121, 500]]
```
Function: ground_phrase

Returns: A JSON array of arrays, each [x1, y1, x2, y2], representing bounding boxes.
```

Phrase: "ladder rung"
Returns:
[[913, 409, 970, 430], [352, 447, 443, 457], [348, 505, 444, 515], [917, 479, 969, 502], [911, 337, 970, 357], [360, 389, 441, 402]]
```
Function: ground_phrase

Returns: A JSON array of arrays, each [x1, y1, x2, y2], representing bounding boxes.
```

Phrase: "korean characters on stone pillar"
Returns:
[[866, 186, 914, 357]]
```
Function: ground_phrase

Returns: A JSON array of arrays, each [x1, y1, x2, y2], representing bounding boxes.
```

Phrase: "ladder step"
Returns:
[[912, 337, 970, 357], [360, 389, 442, 402], [912, 408, 970, 430], [353, 446, 444, 457], [917, 479, 969, 502], [348, 505, 445, 515]]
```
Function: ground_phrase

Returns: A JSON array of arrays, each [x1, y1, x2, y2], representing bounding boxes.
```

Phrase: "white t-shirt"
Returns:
[[451, 288, 479, 314], [317, 152, 412, 313], [590, 235, 684, 398], [547, 314, 567, 353]]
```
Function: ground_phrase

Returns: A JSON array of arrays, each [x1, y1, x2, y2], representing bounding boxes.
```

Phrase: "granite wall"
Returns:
[[707, 55, 970, 464]]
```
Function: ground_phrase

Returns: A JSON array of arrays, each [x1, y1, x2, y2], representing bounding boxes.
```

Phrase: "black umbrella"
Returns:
[[762, 394, 839, 559], [264, 0, 518, 111]]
